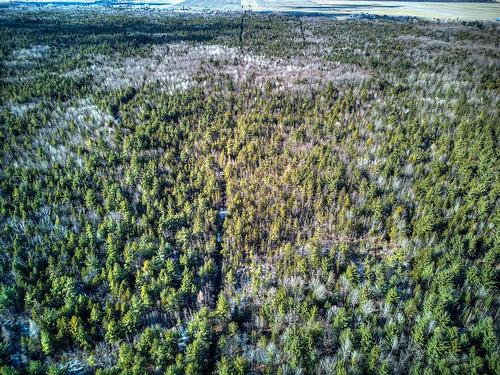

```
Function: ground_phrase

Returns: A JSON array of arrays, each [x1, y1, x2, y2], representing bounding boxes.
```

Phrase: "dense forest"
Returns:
[[0, 8, 499, 375]]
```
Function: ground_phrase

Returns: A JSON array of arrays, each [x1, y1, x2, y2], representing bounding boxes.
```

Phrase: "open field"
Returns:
[[311, 1, 500, 20], [241, 0, 500, 20], [3, 0, 500, 20]]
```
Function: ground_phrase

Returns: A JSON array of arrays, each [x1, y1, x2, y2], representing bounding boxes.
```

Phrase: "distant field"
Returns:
[[311, 1, 500, 20], [239, 0, 500, 20], [171, 0, 500, 20], [3, 0, 500, 20]]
